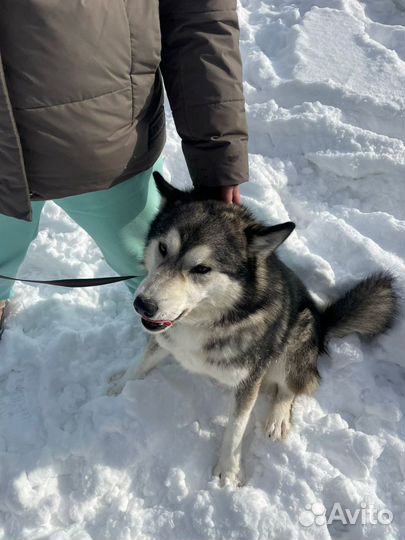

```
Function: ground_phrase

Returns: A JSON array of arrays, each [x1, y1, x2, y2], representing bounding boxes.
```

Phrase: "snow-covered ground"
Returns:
[[1, 0, 404, 538]]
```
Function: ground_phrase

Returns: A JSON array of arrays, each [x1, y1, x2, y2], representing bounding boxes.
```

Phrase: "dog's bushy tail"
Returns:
[[322, 272, 399, 340]]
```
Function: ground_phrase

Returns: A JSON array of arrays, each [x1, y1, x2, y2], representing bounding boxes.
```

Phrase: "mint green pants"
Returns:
[[0, 160, 163, 300]]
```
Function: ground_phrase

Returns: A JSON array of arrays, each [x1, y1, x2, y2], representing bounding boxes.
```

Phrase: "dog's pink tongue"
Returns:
[[161, 320, 173, 328], [143, 317, 173, 328], [153, 319, 172, 328]]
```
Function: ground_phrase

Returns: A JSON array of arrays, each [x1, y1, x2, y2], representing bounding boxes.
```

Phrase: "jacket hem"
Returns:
[[29, 132, 165, 202]]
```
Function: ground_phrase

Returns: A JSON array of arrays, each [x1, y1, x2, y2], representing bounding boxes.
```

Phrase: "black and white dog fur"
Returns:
[[109, 172, 398, 486]]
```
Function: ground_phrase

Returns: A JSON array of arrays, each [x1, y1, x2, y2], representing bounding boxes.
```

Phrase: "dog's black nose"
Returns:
[[134, 295, 158, 319]]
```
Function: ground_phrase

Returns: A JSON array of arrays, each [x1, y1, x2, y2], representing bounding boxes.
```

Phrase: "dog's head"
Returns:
[[134, 172, 295, 333]]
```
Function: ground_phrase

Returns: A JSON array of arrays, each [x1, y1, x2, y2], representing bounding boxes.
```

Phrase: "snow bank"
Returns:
[[0, 0, 404, 538]]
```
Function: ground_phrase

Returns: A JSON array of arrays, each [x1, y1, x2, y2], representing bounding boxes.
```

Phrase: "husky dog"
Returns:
[[109, 172, 398, 486]]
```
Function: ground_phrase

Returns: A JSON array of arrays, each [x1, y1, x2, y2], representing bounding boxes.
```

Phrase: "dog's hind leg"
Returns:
[[107, 338, 167, 395], [213, 375, 263, 487], [264, 383, 295, 440], [265, 308, 321, 440]]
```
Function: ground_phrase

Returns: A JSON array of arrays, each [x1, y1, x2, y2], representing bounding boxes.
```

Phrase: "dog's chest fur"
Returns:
[[155, 324, 249, 387]]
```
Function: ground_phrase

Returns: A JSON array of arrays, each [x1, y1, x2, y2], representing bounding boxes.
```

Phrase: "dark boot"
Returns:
[[0, 300, 7, 339]]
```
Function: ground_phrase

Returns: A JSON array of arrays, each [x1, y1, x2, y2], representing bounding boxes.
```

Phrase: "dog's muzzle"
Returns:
[[134, 294, 174, 333], [140, 317, 173, 333], [133, 295, 186, 333], [134, 295, 158, 319]]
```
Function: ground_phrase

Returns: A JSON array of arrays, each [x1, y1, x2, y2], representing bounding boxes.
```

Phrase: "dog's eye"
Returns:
[[190, 265, 211, 274], [158, 242, 167, 257]]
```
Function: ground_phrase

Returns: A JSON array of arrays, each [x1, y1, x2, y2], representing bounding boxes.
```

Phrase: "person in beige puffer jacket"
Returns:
[[0, 0, 249, 336]]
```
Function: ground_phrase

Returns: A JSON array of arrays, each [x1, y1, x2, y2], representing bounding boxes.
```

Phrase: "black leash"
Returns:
[[0, 274, 138, 288]]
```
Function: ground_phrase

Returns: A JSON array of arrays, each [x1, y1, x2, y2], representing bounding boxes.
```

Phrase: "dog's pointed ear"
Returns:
[[153, 172, 189, 204], [246, 221, 295, 255]]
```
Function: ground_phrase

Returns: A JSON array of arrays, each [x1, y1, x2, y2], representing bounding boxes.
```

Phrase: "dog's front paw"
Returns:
[[265, 406, 291, 441], [107, 379, 126, 396], [213, 461, 242, 487], [106, 370, 127, 396]]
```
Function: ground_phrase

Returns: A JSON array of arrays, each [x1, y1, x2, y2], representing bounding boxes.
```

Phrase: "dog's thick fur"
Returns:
[[109, 172, 398, 486]]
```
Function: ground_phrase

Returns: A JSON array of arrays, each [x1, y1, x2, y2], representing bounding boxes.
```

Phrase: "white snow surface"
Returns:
[[1, 0, 404, 539]]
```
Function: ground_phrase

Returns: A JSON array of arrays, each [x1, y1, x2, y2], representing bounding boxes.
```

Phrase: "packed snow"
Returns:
[[0, 0, 404, 538]]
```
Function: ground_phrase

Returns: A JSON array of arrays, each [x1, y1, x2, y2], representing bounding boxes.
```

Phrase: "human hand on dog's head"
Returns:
[[154, 173, 242, 205], [195, 185, 241, 204], [192, 185, 241, 204], [219, 186, 241, 205]]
